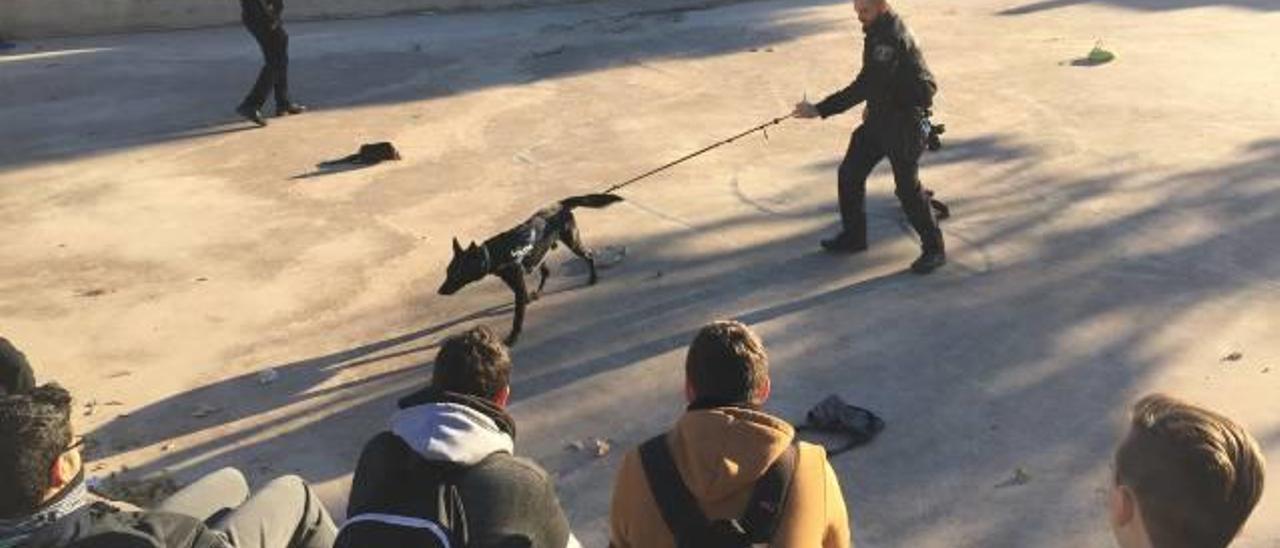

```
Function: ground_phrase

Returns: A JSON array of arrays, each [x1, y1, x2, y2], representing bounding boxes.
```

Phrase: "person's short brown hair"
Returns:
[[1114, 394, 1266, 548], [685, 320, 769, 404], [432, 326, 511, 400]]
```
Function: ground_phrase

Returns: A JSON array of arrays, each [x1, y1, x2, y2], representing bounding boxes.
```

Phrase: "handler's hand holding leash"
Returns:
[[792, 100, 821, 120]]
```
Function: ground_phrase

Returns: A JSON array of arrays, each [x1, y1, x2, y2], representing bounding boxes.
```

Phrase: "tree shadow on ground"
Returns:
[[83, 303, 508, 484], [0, 0, 844, 173], [83, 134, 1280, 545]]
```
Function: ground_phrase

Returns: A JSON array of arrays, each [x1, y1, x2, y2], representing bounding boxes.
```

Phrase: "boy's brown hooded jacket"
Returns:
[[610, 406, 852, 547]]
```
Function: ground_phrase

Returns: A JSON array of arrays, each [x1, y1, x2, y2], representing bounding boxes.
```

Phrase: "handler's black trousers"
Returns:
[[241, 20, 291, 109], [837, 111, 944, 253]]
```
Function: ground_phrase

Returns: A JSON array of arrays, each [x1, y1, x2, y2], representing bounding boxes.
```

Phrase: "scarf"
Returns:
[[0, 471, 88, 547]]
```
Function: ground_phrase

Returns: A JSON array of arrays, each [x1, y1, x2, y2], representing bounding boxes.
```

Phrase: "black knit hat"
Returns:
[[0, 337, 36, 395]]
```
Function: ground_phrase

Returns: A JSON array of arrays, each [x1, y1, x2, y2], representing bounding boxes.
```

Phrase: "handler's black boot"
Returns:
[[821, 232, 868, 255], [910, 228, 946, 274], [236, 104, 267, 127], [910, 249, 946, 274]]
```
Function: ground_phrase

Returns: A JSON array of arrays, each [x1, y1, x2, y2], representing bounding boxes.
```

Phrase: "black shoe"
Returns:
[[820, 234, 869, 254], [276, 103, 307, 117], [910, 250, 947, 274], [236, 104, 267, 127]]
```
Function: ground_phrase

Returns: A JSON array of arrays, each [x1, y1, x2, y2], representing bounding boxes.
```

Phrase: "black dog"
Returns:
[[439, 193, 624, 345]]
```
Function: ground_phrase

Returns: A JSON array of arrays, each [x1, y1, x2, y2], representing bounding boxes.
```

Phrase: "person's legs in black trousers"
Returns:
[[270, 30, 293, 111], [238, 21, 278, 125], [239, 22, 301, 124], [267, 28, 305, 116], [824, 125, 884, 253], [886, 116, 946, 273]]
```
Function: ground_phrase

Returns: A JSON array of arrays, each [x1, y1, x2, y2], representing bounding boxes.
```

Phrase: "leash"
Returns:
[[600, 113, 795, 195]]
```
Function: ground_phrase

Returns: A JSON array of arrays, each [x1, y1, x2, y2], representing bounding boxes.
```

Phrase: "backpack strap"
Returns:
[[739, 441, 799, 543], [413, 454, 477, 546], [638, 434, 710, 545], [340, 513, 452, 547]]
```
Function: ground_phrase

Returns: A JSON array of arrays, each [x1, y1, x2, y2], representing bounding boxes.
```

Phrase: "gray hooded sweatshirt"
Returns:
[[342, 400, 579, 548]]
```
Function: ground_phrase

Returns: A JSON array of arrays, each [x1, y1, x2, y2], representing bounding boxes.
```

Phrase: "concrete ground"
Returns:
[[3, 0, 1278, 545]]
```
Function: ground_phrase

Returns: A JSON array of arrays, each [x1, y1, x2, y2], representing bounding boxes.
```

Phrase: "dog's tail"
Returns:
[[560, 193, 624, 210]]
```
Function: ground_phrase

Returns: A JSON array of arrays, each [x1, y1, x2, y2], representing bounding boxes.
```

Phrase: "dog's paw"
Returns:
[[528, 291, 541, 302], [505, 333, 520, 346]]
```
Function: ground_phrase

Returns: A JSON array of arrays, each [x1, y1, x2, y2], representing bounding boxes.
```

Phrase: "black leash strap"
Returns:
[[639, 433, 799, 546], [601, 114, 794, 195]]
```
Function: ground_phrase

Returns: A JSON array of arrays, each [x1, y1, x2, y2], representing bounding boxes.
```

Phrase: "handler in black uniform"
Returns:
[[794, 0, 945, 274], [236, 0, 306, 126]]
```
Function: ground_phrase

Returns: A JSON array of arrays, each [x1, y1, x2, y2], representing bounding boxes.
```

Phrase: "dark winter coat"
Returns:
[[816, 10, 937, 119], [338, 388, 578, 548]]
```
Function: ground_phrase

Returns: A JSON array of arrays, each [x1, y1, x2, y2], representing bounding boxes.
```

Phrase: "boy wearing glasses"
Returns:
[[0, 383, 336, 548]]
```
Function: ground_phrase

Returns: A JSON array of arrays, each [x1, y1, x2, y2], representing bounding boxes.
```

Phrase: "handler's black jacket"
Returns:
[[816, 10, 937, 118], [239, 0, 283, 27]]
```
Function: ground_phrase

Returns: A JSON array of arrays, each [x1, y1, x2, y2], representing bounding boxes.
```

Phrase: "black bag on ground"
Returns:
[[639, 434, 797, 548], [319, 142, 402, 167], [798, 395, 885, 457]]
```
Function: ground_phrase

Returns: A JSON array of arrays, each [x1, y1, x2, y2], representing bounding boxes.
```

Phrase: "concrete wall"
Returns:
[[0, 0, 593, 39]]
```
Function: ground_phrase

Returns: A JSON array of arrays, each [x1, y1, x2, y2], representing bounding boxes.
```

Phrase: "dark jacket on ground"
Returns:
[[339, 388, 577, 548], [816, 10, 936, 119], [2, 478, 228, 548]]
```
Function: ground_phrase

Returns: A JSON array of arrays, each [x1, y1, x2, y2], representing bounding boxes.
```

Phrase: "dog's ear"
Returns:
[[452, 237, 463, 255], [469, 241, 479, 251]]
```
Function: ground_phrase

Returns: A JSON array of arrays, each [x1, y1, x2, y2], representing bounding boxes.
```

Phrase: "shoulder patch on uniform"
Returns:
[[873, 44, 896, 62]]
